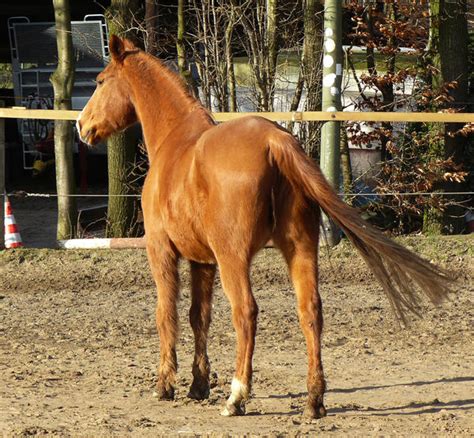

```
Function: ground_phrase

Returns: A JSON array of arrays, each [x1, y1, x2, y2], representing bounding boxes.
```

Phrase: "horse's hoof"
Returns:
[[220, 402, 246, 417], [156, 384, 175, 400], [188, 382, 210, 400], [303, 403, 327, 419]]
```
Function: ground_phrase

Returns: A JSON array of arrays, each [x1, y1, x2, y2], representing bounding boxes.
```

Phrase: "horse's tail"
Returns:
[[268, 128, 452, 325]]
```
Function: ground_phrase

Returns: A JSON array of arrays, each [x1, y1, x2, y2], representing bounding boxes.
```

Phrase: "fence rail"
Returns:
[[0, 107, 473, 123]]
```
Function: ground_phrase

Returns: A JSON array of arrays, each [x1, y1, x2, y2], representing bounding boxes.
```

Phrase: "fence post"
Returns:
[[320, 0, 342, 247], [0, 100, 5, 249]]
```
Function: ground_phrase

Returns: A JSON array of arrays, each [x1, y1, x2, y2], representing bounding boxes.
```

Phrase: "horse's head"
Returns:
[[77, 35, 138, 146]]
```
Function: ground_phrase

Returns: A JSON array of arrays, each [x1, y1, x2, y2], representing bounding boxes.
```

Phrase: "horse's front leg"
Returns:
[[147, 239, 180, 400], [188, 261, 217, 400]]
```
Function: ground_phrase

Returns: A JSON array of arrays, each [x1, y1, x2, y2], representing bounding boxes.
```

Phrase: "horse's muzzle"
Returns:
[[76, 118, 98, 146]]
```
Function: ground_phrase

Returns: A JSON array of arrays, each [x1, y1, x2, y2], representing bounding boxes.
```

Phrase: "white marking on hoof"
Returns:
[[221, 377, 249, 416], [229, 377, 248, 403], [220, 406, 233, 417], [220, 401, 245, 417]]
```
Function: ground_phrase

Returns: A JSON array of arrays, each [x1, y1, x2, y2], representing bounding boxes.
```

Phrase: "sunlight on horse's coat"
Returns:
[[77, 35, 452, 419]]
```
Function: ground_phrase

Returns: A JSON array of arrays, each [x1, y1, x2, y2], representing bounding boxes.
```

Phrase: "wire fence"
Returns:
[[6, 191, 473, 199]]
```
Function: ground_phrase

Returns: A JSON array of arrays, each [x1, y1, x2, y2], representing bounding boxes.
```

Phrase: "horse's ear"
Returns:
[[110, 35, 139, 63], [109, 35, 126, 62]]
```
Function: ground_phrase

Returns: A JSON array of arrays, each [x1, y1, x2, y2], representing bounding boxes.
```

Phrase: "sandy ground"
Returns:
[[1, 236, 473, 436]]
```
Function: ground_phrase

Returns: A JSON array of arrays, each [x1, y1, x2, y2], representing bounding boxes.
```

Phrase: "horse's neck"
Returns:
[[125, 55, 211, 161]]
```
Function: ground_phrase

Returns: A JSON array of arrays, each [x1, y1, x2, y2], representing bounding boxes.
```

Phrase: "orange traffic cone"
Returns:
[[4, 195, 23, 248]]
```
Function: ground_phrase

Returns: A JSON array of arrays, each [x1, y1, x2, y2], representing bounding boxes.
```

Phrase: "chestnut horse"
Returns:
[[78, 36, 450, 418]]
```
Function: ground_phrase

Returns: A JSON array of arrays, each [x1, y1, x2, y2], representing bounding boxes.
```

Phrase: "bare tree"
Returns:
[[189, 0, 238, 111], [145, 0, 160, 55], [300, 0, 324, 158], [177, 0, 198, 94], [224, 5, 237, 112], [232, 0, 279, 111], [438, 0, 470, 233], [51, 0, 77, 239], [105, 0, 140, 238]]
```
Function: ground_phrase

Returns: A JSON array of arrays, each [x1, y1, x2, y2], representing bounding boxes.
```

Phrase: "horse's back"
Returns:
[[197, 116, 276, 172]]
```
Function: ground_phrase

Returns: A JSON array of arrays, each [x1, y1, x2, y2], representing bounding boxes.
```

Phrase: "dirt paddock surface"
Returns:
[[1, 236, 473, 436]]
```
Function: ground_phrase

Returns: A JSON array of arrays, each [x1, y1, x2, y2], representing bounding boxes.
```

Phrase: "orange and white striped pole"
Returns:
[[4, 196, 23, 248]]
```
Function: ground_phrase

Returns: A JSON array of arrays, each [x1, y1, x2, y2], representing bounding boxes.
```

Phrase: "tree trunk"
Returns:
[[439, 0, 469, 234], [107, 128, 137, 238], [177, 0, 198, 95], [302, 0, 324, 159], [340, 124, 353, 205], [303, 0, 323, 112], [145, 0, 159, 55], [225, 6, 237, 112], [423, 0, 469, 234], [51, 0, 77, 240], [266, 0, 278, 109], [423, 0, 444, 234], [105, 0, 139, 238]]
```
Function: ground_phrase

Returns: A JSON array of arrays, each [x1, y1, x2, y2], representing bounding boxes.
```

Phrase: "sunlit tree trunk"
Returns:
[[225, 6, 237, 112], [266, 0, 278, 108], [302, 0, 324, 159], [340, 124, 353, 205], [105, 0, 139, 238], [51, 0, 77, 240]]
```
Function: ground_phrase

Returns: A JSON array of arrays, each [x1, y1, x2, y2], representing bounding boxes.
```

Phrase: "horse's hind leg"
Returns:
[[274, 206, 327, 419], [217, 258, 258, 416], [146, 239, 180, 400], [188, 262, 217, 400]]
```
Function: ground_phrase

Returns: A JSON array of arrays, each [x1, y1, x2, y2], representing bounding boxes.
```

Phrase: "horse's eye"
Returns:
[[95, 79, 104, 86]]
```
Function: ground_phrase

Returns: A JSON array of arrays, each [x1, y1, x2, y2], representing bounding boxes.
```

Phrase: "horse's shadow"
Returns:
[[330, 398, 474, 417], [252, 376, 474, 417], [329, 375, 474, 395]]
